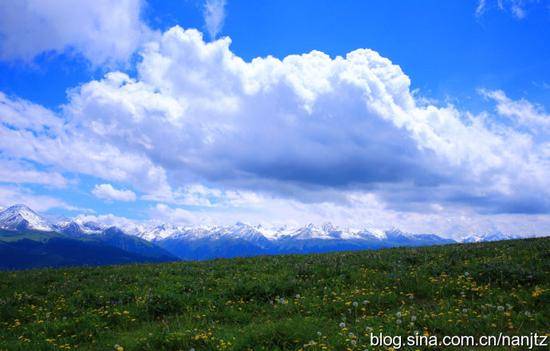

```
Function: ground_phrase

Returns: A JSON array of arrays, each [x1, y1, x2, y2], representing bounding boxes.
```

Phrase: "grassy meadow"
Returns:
[[0, 238, 548, 350]]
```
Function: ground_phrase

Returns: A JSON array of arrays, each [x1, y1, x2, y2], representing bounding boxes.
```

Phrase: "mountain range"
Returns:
[[0, 204, 535, 269]]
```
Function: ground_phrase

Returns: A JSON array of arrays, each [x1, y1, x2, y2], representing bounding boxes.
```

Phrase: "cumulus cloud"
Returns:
[[0, 0, 150, 65], [62, 27, 550, 214], [92, 184, 137, 202], [1, 25, 549, 236], [203, 0, 227, 39]]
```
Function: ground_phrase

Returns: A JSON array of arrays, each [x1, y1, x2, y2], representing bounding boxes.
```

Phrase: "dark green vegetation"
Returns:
[[0, 238, 548, 350], [0, 230, 176, 270]]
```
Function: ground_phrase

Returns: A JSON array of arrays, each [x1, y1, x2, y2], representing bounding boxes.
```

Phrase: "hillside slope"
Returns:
[[0, 229, 177, 270], [0, 238, 548, 350]]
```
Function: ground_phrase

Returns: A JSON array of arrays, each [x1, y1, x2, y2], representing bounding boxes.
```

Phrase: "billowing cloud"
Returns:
[[92, 184, 137, 202], [0, 0, 150, 65], [64, 27, 550, 213], [203, 0, 227, 39], [0, 26, 549, 236]]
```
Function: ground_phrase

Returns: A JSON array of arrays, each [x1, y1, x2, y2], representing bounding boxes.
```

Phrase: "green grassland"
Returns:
[[0, 238, 548, 350]]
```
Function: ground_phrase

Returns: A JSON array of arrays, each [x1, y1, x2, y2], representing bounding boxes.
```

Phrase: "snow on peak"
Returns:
[[138, 223, 183, 241], [364, 228, 387, 239], [461, 232, 522, 243], [0, 204, 53, 231], [54, 220, 105, 235], [226, 222, 272, 241], [0, 204, 533, 246]]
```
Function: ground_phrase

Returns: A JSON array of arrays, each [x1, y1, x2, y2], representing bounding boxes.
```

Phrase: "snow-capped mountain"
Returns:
[[0, 204, 542, 261], [460, 232, 523, 243], [137, 223, 183, 241], [0, 204, 53, 232], [149, 222, 457, 260], [54, 220, 104, 236]]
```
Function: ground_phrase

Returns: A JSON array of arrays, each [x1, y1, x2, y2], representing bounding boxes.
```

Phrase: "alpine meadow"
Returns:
[[1, 238, 548, 350]]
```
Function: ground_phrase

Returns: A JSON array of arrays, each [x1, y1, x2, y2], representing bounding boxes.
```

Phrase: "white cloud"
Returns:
[[476, 0, 488, 16], [0, 185, 74, 212], [475, 0, 537, 19], [141, 183, 264, 208], [480, 89, 550, 134], [92, 184, 137, 202], [64, 27, 549, 213], [1, 26, 549, 236], [0, 92, 63, 132], [510, 3, 526, 18], [149, 191, 387, 228], [0, 158, 68, 188], [0, 0, 151, 65], [0, 92, 172, 196], [203, 0, 227, 39]]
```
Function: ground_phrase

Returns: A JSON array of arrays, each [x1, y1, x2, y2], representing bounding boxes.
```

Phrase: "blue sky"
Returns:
[[0, 0, 549, 237]]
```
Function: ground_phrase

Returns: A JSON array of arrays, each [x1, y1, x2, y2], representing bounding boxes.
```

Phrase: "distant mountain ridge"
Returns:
[[0, 205, 177, 269], [0, 204, 539, 266]]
